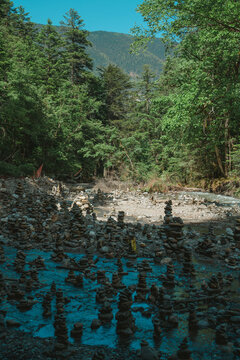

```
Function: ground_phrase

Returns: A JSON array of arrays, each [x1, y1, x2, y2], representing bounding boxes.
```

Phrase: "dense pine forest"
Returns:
[[1, 0, 240, 191]]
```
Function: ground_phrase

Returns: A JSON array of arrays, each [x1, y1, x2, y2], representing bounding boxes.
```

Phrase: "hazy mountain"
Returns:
[[87, 31, 166, 77]]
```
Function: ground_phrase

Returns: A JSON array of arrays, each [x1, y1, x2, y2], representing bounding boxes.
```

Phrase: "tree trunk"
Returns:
[[215, 145, 225, 176], [224, 117, 229, 176]]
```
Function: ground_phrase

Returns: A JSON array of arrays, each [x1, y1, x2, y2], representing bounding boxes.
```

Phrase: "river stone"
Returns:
[[226, 228, 234, 236], [160, 257, 172, 265], [100, 246, 109, 254]]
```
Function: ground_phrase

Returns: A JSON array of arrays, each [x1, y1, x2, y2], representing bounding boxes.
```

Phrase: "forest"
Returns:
[[1, 0, 240, 191]]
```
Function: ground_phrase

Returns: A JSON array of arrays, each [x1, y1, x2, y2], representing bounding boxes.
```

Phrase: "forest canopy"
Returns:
[[1, 0, 240, 187]]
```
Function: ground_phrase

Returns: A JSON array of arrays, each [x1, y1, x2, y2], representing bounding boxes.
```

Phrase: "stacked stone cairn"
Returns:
[[134, 272, 149, 302], [96, 287, 107, 304], [161, 263, 175, 288], [98, 301, 113, 324], [116, 288, 135, 336], [207, 275, 221, 294], [138, 259, 152, 272], [14, 250, 26, 272], [182, 248, 195, 277], [17, 296, 34, 311], [15, 181, 24, 198], [54, 289, 69, 350], [196, 232, 215, 257], [148, 284, 159, 304], [117, 211, 125, 228], [42, 292, 52, 317], [159, 294, 178, 327], [70, 322, 83, 339], [112, 273, 124, 290], [117, 257, 125, 277], [51, 237, 67, 262], [163, 200, 184, 253], [78, 256, 89, 272]]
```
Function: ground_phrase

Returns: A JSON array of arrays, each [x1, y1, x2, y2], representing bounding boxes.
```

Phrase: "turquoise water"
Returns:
[[0, 245, 239, 359]]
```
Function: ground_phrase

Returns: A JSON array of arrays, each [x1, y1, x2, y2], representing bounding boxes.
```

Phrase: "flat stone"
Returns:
[[160, 257, 172, 265], [226, 228, 234, 236]]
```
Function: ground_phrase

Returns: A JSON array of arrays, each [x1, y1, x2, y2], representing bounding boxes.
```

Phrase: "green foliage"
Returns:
[[130, 0, 240, 182], [60, 9, 93, 85], [2, 0, 240, 185]]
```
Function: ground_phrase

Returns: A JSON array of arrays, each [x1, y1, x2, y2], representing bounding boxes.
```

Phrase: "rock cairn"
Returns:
[[161, 263, 175, 288], [182, 248, 195, 276], [163, 200, 184, 253], [70, 322, 83, 339], [116, 288, 135, 336], [98, 301, 113, 323], [135, 272, 148, 302], [117, 211, 125, 228]]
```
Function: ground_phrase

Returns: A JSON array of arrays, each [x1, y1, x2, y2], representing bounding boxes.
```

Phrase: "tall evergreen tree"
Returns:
[[60, 9, 92, 85], [99, 64, 132, 126], [37, 19, 65, 94]]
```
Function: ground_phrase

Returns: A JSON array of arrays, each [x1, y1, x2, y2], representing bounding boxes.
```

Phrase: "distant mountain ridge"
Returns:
[[37, 24, 166, 77], [43, 24, 166, 77], [87, 31, 166, 77]]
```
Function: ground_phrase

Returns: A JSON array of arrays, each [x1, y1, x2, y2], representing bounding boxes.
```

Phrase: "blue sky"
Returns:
[[13, 0, 145, 34]]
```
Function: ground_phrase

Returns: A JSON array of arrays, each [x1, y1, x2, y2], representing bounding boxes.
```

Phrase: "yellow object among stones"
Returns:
[[131, 238, 137, 252]]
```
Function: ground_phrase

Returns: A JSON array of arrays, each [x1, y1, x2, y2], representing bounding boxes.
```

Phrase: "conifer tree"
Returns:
[[99, 64, 132, 126], [60, 8, 92, 85], [37, 19, 65, 94]]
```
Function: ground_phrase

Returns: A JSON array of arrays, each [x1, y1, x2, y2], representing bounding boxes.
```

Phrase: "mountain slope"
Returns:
[[87, 31, 165, 77], [37, 24, 166, 77]]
